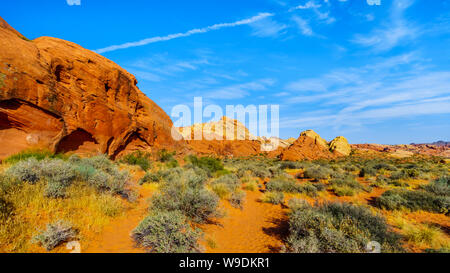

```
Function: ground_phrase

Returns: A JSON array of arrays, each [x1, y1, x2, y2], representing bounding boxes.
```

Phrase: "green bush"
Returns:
[[120, 151, 151, 171], [131, 210, 201, 253], [422, 176, 449, 196], [150, 169, 220, 223], [280, 161, 302, 170], [6, 158, 43, 184], [261, 192, 284, 204], [329, 176, 366, 196], [186, 155, 224, 176], [285, 200, 403, 253], [32, 220, 77, 251], [266, 178, 324, 197], [211, 174, 240, 192], [157, 149, 176, 162], [359, 166, 377, 177], [139, 172, 162, 185], [303, 165, 332, 181], [3, 149, 66, 164], [376, 189, 449, 214]]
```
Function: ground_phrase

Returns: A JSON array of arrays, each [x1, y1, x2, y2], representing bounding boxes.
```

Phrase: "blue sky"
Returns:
[[2, 0, 450, 144]]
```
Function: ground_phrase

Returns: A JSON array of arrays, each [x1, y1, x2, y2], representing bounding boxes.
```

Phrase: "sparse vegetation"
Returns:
[[32, 220, 77, 251], [284, 200, 403, 253], [120, 151, 152, 171], [260, 192, 284, 204], [132, 210, 201, 253]]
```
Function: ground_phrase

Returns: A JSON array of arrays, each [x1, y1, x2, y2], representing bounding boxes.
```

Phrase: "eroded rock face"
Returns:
[[329, 136, 352, 156], [0, 17, 184, 159], [280, 135, 336, 161], [300, 130, 328, 148]]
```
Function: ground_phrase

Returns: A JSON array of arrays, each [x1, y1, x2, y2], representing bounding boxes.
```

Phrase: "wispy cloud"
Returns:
[[353, 0, 417, 52], [66, 0, 81, 6], [94, 13, 273, 54], [290, 0, 335, 24], [292, 16, 313, 36], [250, 17, 287, 37], [281, 52, 450, 129], [203, 79, 275, 100]]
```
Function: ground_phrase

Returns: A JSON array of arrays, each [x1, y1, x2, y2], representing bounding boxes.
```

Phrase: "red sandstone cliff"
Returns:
[[0, 17, 185, 159]]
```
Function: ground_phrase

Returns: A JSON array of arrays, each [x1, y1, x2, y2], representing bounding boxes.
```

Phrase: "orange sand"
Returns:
[[83, 185, 153, 253], [200, 190, 288, 253]]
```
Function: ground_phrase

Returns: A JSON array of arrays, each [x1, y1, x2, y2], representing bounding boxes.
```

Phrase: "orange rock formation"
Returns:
[[0, 17, 184, 159]]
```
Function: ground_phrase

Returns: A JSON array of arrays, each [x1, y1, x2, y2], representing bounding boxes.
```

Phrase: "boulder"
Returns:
[[329, 136, 352, 156]]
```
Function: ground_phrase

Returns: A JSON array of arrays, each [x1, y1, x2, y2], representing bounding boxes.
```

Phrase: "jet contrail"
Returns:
[[94, 12, 274, 54]]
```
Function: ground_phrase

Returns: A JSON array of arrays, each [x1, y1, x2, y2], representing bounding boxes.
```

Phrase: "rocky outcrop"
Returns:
[[178, 116, 256, 141], [0, 17, 185, 159], [352, 143, 450, 158], [300, 130, 328, 148], [329, 136, 351, 156], [280, 134, 335, 161]]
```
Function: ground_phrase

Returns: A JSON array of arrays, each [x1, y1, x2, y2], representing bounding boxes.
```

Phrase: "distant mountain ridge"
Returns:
[[410, 141, 450, 147]]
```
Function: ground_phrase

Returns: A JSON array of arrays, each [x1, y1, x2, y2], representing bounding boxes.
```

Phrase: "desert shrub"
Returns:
[[166, 159, 179, 168], [139, 172, 162, 185], [39, 159, 76, 186], [0, 197, 13, 220], [359, 166, 377, 178], [422, 176, 449, 196], [6, 158, 42, 184], [243, 180, 258, 191], [342, 164, 358, 172], [185, 155, 224, 176], [152, 187, 219, 223], [73, 164, 96, 181], [32, 220, 77, 251], [120, 151, 151, 171], [184, 168, 208, 189], [303, 165, 332, 181], [215, 169, 232, 177], [44, 180, 67, 198], [211, 174, 240, 192], [236, 163, 271, 179], [284, 200, 402, 253], [403, 224, 448, 249], [212, 183, 231, 199], [230, 190, 246, 209], [83, 154, 116, 174], [266, 178, 324, 197], [376, 189, 449, 214], [3, 149, 66, 164], [389, 169, 420, 180], [280, 161, 302, 170], [131, 210, 201, 253], [260, 192, 284, 204], [150, 170, 219, 223], [329, 177, 365, 197], [157, 149, 176, 162], [6, 158, 77, 198]]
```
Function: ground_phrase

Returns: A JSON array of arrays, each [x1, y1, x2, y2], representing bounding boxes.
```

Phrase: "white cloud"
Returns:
[[250, 17, 287, 37], [292, 16, 313, 36], [290, 0, 335, 24], [281, 52, 450, 129], [66, 0, 81, 6], [94, 13, 273, 54], [204, 79, 275, 99], [353, 0, 417, 52]]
